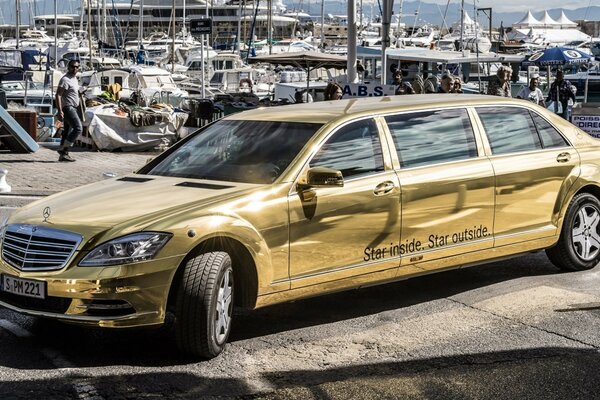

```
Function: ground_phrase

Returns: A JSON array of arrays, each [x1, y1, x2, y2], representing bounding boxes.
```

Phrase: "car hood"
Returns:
[[10, 175, 258, 236]]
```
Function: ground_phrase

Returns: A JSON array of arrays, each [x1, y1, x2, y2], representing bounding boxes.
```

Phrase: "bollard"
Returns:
[[102, 172, 118, 179], [0, 169, 11, 193]]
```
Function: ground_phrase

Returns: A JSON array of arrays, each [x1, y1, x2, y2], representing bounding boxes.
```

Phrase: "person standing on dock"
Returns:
[[55, 60, 83, 162], [393, 70, 415, 95], [517, 74, 545, 107], [487, 65, 512, 97], [546, 68, 576, 121], [438, 72, 456, 93]]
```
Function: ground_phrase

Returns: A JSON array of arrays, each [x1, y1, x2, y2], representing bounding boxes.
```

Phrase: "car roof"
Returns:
[[224, 94, 535, 125]]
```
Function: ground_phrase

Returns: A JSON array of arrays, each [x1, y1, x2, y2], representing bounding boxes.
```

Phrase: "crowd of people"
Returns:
[[295, 63, 577, 122], [386, 63, 578, 121]]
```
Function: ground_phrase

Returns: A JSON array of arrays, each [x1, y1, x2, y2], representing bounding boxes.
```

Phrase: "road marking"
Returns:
[[0, 320, 105, 400], [0, 319, 33, 337], [43, 348, 105, 400]]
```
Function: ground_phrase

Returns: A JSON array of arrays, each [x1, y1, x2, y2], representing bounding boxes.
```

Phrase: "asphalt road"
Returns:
[[0, 208, 598, 400]]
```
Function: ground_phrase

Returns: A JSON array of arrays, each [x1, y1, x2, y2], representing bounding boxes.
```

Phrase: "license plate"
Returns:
[[1, 275, 46, 299]]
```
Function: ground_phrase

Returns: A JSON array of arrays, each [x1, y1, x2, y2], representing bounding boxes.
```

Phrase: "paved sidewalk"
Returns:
[[0, 145, 159, 197]]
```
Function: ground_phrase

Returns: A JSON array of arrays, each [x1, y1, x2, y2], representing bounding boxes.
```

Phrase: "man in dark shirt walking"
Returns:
[[546, 68, 576, 121]]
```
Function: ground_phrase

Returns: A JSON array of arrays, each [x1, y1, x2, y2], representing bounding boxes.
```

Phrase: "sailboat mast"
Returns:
[[54, 0, 58, 68], [347, 0, 356, 83], [459, 0, 464, 52], [15, 0, 20, 49], [138, 0, 144, 49], [319, 0, 324, 50]]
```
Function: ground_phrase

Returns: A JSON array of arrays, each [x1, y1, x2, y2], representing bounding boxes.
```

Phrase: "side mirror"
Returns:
[[306, 167, 344, 187], [297, 167, 343, 203]]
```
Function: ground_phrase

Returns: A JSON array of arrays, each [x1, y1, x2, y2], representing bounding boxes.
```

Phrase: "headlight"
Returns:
[[79, 232, 172, 267]]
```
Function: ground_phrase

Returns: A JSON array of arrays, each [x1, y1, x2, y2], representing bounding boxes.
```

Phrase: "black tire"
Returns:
[[546, 193, 600, 271], [174, 251, 234, 359]]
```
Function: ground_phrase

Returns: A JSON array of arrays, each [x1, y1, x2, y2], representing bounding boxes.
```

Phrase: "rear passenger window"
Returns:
[[385, 108, 477, 169], [531, 112, 569, 148], [477, 107, 541, 155], [310, 118, 384, 178]]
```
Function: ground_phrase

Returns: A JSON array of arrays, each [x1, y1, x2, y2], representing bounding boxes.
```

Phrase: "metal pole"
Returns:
[[171, 0, 175, 74], [138, 0, 144, 50], [201, 0, 208, 98], [54, 0, 58, 68], [320, 0, 324, 50], [237, 0, 242, 53], [381, 0, 393, 84], [347, 0, 357, 83], [88, 0, 93, 65], [267, 0, 272, 54], [15, 0, 20, 49], [459, 0, 464, 52]]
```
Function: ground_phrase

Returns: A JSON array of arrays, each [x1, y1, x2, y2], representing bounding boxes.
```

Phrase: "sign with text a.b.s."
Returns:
[[340, 83, 396, 98], [572, 115, 600, 138], [190, 18, 212, 36]]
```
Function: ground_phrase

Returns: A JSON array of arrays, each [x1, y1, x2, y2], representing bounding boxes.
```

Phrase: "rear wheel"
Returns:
[[546, 193, 600, 271], [174, 251, 234, 358]]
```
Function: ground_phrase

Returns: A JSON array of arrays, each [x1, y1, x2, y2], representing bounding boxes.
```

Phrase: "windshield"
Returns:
[[145, 120, 321, 184]]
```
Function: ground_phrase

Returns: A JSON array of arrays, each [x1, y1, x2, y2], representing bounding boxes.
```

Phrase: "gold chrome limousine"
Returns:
[[1, 95, 599, 358]]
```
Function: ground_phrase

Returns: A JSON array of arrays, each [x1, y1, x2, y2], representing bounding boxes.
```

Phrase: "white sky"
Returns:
[[428, 1, 585, 13], [354, 0, 588, 14]]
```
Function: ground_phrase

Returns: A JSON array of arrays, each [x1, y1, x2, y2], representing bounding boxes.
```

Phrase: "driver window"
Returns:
[[310, 118, 384, 179]]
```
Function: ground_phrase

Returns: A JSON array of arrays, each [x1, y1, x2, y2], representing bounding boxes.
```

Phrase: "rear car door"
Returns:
[[384, 108, 496, 270], [474, 106, 580, 246]]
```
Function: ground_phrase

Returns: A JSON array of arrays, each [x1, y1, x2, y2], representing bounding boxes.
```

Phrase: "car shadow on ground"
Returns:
[[0, 252, 571, 369], [0, 347, 598, 399]]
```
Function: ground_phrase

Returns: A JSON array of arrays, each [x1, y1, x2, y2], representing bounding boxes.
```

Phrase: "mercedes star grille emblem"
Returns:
[[42, 206, 51, 222]]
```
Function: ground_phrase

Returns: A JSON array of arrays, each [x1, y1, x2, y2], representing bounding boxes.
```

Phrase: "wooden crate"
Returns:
[[7, 110, 37, 141]]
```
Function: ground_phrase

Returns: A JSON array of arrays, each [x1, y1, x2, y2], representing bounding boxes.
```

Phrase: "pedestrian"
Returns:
[[412, 74, 425, 94], [55, 59, 83, 162], [424, 74, 438, 93], [487, 65, 512, 97], [516, 73, 546, 107], [453, 77, 463, 93], [325, 82, 343, 100], [393, 70, 415, 95], [438, 72, 455, 93], [546, 68, 576, 120]]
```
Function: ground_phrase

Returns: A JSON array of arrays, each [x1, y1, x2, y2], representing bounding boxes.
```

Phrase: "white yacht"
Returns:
[[437, 11, 492, 53]]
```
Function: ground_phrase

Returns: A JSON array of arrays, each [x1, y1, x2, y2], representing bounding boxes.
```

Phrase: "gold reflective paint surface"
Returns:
[[2, 95, 600, 326]]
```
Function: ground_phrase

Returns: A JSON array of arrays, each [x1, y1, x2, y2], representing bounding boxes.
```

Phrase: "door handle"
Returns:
[[374, 181, 396, 196], [556, 152, 571, 163]]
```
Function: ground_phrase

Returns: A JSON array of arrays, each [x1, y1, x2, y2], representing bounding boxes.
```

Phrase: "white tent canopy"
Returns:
[[513, 10, 542, 29], [508, 28, 591, 46], [539, 11, 560, 27], [556, 11, 577, 28]]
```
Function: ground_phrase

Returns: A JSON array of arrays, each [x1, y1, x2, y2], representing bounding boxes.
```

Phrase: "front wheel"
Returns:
[[546, 193, 600, 271], [174, 251, 234, 359]]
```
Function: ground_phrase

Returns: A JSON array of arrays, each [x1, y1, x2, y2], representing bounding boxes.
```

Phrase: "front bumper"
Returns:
[[0, 254, 184, 328]]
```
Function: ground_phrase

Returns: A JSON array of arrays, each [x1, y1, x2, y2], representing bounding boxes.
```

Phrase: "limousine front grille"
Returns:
[[1, 224, 82, 271]]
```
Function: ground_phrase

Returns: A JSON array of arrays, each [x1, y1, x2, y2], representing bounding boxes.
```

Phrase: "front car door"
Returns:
[[288, 117, 402, 289], [474, 105, 580, 246], [383, 108, 496, 271]]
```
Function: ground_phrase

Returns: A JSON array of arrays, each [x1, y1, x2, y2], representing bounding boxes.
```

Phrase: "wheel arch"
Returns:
[[556, 179, 600, 236], [167, 235, 259, 311]]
